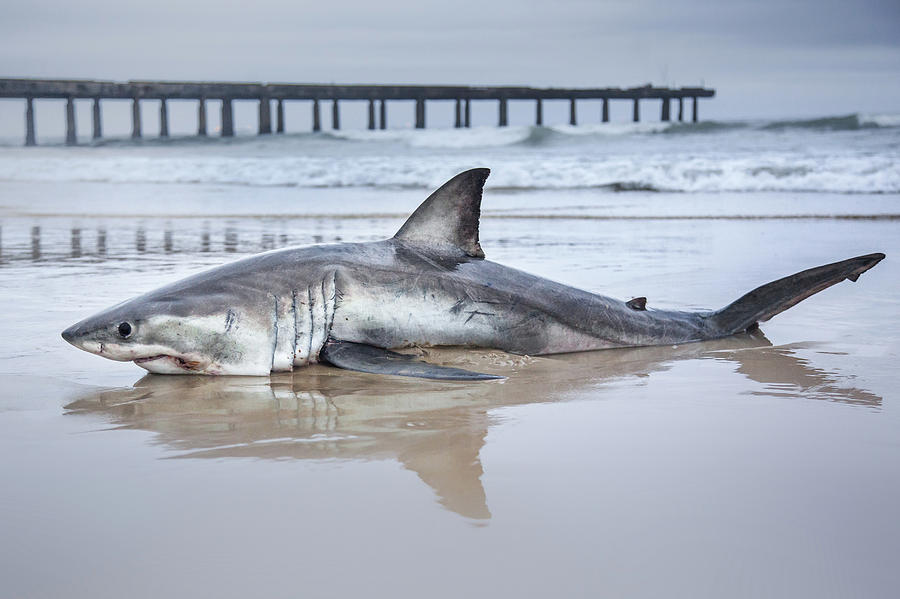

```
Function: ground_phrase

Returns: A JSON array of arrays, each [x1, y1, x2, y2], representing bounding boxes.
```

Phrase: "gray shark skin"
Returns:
[[62, 168, 885, 378]]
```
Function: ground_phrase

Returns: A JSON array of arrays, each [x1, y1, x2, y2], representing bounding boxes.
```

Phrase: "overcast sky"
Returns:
[[1, 0, 899, 119]]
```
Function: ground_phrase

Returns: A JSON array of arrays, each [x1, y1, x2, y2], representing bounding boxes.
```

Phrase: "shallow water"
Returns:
[[1, 180, 898, 598]]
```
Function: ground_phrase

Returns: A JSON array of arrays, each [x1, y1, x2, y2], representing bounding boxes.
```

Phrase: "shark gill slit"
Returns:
[[306, 284, 315, 362], [290, 288, 299, 367], [308, 275, 330, 362], [292, 286, 310, 366], [270, 293, 278, 372], [323, 271, 336, 341]]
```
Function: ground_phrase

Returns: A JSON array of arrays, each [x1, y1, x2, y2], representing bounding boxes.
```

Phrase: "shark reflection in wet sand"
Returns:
[[64, 334, 881, 520]]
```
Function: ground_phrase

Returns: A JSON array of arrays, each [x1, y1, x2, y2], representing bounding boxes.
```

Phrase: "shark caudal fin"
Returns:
[[710, 253, 885, 335]]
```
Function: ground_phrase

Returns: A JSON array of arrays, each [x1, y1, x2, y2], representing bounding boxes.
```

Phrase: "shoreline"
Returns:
[[0, 183, 898, 597]]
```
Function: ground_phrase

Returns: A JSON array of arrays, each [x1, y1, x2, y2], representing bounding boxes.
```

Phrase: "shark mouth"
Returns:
[[134, 355, 204, 372]]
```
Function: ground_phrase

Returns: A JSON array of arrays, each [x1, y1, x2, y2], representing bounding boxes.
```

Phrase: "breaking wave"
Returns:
[[662, 121, 749, 134], [1, 112, 896, 150], [757, 113, 899, 132], [1, 152, 897, 193], [763, 114, 871, 132], [0, 110, 896, 193], [320, 113, 899, 144]]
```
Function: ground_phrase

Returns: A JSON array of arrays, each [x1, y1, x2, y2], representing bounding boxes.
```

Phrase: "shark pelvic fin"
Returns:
[[320, 340, 504, 381], [394, 168, 490, 258]]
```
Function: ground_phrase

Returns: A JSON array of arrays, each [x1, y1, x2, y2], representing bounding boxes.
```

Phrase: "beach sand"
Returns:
[[1, 182, 899, 598]]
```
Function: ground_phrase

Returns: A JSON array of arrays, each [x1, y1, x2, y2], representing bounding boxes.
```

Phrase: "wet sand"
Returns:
[[1, 183, 899, 598]]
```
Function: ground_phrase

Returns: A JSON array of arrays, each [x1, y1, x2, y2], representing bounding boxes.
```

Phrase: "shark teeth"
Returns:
[[134, 355, 202, 370]]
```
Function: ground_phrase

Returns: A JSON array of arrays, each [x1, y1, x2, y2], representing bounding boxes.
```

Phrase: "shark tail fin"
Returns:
[[710, 253, 885, 335]]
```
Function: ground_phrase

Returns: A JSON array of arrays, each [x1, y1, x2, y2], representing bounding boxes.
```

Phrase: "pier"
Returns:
[[0, 78, 715, 146]]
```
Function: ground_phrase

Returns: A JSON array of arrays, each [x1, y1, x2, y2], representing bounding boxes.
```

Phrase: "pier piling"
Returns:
[[25, 97, 35, 146], [258, 97, 271, 134], [2, 79, 714, 143], [92, 98, 101, 139], [131, 98, 141, 138], [312, 99, 321, 131], [197, 98, 207, 136], [159, 98, 169, 137], [65, 97, 76, 145], [415, 97, 425, 129], [221, 98, 234, 137], [276, 99, 284, 133]]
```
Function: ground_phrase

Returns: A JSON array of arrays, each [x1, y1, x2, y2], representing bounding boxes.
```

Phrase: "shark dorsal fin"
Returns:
[[394, 168, 490, 259]]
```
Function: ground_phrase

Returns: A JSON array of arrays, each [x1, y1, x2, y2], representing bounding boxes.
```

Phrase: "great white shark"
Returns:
[[62, 168, 885, 379]]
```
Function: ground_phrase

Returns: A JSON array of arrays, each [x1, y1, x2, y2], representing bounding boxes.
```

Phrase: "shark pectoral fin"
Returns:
[[320, 341, 504, 381]]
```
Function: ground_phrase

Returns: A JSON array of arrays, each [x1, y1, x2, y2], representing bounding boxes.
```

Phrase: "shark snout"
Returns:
[[61, 322, 104, 354]]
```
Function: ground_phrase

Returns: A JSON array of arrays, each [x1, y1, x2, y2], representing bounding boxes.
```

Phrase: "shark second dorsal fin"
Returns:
[[394, 168, 490, 258]]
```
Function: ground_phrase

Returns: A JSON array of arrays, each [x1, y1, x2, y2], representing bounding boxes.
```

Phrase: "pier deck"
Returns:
[[0, 78, 715, 145]]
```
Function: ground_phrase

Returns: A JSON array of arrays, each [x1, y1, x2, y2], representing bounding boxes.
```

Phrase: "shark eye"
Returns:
[[117, 322, 133, 338]]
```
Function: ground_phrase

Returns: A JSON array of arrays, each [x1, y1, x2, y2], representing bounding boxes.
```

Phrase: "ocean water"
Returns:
[[1, 115, 899, 598], [1, 112, 898, 194]]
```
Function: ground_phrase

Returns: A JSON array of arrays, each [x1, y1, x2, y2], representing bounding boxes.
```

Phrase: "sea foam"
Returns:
[[0, 113, 897, 194]]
